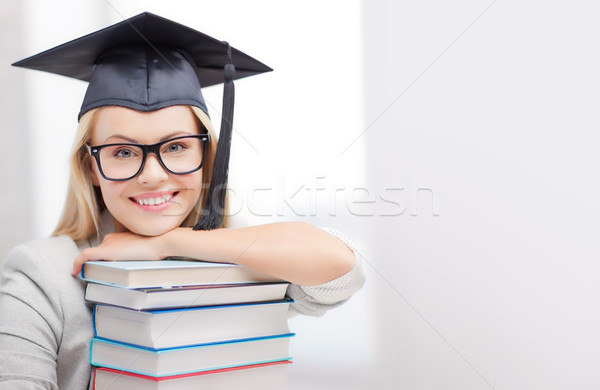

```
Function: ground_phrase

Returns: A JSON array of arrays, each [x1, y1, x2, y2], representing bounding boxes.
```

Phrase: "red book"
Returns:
[[92, 361, 291, 390]]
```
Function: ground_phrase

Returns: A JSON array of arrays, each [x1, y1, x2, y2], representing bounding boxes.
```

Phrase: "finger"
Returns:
[[71, 255, 85, 277], [72, 252, 90, 276], [72, 248, 99, 276]]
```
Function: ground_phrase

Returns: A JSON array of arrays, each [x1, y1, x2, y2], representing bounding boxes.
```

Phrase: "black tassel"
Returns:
[[193, 43, 235, 230]]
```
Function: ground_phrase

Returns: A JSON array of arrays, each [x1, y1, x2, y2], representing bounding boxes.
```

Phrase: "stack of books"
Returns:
[[81, 260, 294, 389]]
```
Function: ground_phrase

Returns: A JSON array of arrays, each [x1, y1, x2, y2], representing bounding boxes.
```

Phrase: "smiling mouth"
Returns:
[[130, 191, 179, 206]]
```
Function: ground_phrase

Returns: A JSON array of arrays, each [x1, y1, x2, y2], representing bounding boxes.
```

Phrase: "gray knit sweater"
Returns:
[[0, 226, 365, 389]]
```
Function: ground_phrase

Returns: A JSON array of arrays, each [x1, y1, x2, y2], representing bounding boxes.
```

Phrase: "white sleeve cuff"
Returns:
[[287, 227, 366, 316]]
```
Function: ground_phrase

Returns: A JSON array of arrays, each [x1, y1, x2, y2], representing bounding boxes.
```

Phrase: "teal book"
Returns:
[[90, 334, 294, 377], [81, 260, 284, 289]]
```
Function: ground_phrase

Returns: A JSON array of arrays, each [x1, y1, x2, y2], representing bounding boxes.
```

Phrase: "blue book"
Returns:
[[93, 299, 292, 349], [90, 334, 294, 377]]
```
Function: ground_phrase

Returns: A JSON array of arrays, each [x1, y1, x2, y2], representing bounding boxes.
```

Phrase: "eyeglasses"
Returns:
[[88, 134, 210, 181]]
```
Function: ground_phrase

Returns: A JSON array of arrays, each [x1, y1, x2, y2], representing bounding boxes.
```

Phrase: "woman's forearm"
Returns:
[[161, 222, 355, 286]]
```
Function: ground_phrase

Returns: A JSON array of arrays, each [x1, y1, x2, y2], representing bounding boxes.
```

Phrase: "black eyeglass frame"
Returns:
[[88, 134, 211, 182]]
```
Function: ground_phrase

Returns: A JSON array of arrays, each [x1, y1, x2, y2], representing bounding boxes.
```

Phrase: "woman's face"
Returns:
[[89, 105, 204, 236]]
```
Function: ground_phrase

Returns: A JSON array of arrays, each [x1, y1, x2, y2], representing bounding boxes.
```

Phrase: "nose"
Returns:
[[136, 153, 168, 185]]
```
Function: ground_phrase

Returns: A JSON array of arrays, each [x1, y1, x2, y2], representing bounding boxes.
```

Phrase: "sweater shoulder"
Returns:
[[3, 235, 79, 273]]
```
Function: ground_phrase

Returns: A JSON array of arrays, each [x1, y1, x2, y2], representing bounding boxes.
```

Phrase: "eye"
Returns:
[[169, 144, 182, 152], [113, 147, 138, 159], [163, 142, 188, 153]]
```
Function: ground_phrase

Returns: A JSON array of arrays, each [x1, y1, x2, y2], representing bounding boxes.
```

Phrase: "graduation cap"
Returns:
[[12, 12, 272, 230]]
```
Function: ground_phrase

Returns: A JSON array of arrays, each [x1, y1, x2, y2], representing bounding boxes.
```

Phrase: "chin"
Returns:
[[126, 220, 182, 236]]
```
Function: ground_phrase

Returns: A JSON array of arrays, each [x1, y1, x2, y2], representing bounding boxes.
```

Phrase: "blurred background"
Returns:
[[2, 1, 600, 389]]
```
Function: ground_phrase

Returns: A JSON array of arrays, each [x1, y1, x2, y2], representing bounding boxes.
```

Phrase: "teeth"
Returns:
[[136, 194, 172, 206]]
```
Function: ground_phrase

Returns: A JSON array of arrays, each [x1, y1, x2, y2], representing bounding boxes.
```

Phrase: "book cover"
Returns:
[[85, 282, 289, 310], [81, 260, 284, 288], [90, 334, 294, 377]]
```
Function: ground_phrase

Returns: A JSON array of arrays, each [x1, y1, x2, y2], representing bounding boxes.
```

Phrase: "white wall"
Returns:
[[363, 1, 600, 389], [0, 2, 31, 260], [13, 0, 110, 240]]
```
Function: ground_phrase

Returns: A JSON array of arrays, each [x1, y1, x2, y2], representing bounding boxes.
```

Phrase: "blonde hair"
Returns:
[[52, 105, 225, 240]]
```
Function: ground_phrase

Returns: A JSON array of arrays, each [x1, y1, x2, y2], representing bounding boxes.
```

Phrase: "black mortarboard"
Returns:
[[13, 12, 272, 230]]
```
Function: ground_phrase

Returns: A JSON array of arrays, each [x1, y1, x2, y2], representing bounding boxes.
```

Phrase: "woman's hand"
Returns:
[[71, 232, 166, 276]]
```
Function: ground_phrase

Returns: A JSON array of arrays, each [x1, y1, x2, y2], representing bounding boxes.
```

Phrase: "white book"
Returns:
[[81, 260, 283, 289], [92, 361, 291, 390], [85, 282, 289, 310], [90, 334, 294, 377], [93, 300, 291, 349]]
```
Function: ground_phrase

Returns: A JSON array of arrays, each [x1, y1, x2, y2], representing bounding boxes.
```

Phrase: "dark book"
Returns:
[[85, 282, 289, 310]]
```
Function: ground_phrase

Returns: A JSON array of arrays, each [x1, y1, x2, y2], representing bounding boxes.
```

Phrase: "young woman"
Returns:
[[0, 13, 365, 389]]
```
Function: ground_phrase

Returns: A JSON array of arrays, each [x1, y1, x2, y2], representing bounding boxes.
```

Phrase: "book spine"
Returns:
[[92, 305, 98, 337]]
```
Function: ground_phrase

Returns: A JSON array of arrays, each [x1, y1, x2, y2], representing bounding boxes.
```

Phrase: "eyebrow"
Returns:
[[104, 131, 193, 143]]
